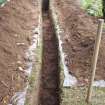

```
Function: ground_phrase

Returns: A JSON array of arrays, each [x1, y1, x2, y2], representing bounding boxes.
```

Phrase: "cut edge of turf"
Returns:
[[25, 35, 43, 105], [25, 1, 43, 105]]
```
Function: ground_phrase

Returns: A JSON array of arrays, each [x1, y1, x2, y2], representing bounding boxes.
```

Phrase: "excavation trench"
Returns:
[[38, 4, 60, 105]]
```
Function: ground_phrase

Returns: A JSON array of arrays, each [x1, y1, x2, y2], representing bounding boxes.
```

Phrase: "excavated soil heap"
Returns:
[[54, 0, 105, 84], [0, 0, 39, 104]]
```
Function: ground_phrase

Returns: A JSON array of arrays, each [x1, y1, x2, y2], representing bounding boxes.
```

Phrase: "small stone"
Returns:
[[14, 34, 18, 37], [16, 43, 25, 46], [17, 67, 24, 72], [17, 61, 22, 66]]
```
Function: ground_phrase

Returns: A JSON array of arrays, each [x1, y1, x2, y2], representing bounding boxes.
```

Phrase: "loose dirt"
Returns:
[[0, 0, 39, 104], [39, 11, 60, 105], [54, 0, 105, 84]]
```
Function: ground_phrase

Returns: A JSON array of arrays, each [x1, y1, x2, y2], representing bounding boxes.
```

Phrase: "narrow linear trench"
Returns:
[[38, 1, 60, 105]]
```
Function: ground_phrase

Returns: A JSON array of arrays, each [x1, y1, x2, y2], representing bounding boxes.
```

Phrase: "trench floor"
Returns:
[[39, 11, 60, 105]]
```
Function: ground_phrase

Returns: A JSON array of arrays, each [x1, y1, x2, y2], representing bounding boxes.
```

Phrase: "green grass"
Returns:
[[0, 0, 6, 4], [82, 0, 92, 8], [82, 0, 103, 17], [82, 0, 94, 8]]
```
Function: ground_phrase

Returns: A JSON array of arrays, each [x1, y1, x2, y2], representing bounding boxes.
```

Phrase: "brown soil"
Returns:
[[39, 12, 60, 105], [53, 0, 105, 84], [0, 0, 39, 104]]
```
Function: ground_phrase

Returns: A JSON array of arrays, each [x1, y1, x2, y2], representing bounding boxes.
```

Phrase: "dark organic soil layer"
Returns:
[[39, 12, 60, 105], [54, 0, 105, 84], [0, 0, 39, 104]]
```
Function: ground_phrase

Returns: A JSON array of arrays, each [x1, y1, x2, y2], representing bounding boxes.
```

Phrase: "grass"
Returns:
[[82, 0, 103, 17], [82, 0, 94, 8], [61, 87, 105, 105], [60, 65, 105, 105], [0, 0, 6, 4]]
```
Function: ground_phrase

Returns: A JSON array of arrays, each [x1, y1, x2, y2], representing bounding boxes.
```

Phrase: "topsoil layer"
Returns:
[[0, 0, 39, 104], [54, 0, 105, 84]]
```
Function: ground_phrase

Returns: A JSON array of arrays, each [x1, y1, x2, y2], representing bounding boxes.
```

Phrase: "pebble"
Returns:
[[16, 43, 25, 46], [17, 67, 24, 72]]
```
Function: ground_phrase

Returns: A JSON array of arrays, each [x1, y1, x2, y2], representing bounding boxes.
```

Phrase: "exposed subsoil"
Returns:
[[0, 0, 39, 104], [54, 0, 105, 84], [39, 11, 60, 105]]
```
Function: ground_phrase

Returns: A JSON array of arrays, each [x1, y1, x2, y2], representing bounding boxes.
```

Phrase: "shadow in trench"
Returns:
[[42, 0, 49, 11], [38, 0, 60, 105]]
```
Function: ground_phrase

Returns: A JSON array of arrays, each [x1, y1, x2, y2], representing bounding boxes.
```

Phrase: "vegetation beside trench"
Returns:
[[0, 0, 6, 4], [81, 0, 103, 17], [60, 63, 105, 105], [25, 38, 42, 105]]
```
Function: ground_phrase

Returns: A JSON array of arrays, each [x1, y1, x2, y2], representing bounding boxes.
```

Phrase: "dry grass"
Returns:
[[60, 66, 105, 105]]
